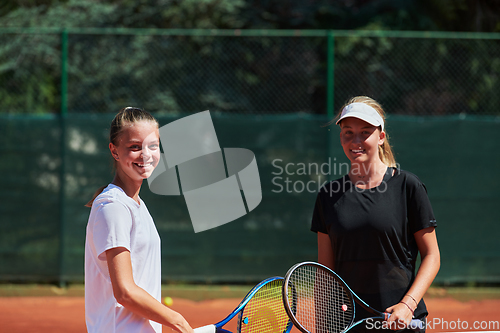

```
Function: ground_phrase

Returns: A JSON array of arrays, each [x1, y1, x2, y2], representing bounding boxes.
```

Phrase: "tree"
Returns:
[[1, 0, 499, 115]]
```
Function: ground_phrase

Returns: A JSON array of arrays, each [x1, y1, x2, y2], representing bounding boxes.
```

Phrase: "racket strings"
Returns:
[[289, 265, 354, 333], [239, 279, 290, 333]]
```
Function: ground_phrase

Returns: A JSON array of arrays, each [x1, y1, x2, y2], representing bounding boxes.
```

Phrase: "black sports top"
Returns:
[[311, 168, 437, 323]]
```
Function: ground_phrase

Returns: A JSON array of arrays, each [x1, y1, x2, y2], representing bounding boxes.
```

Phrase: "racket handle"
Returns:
[[193, 324, 216, 333], [409, 319, 424, 331], [386, 314, 424, 331]]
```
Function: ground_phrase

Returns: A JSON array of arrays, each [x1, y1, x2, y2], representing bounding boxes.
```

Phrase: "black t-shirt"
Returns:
[[311, 168, 437, 326]]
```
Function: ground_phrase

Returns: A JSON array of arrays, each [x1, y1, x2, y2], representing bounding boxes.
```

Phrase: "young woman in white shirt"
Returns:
[[85, 107, 194, 333]]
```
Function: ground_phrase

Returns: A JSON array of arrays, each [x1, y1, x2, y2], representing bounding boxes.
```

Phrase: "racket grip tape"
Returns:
[[386, 314, 424, 331]]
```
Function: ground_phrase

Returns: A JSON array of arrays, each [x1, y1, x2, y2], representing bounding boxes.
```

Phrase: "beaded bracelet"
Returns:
[[399, 301, 415, 315]]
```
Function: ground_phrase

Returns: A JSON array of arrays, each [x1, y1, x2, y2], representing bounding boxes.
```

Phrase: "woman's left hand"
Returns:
[[384, 227, 439, 330], [385, 302, 414, 331]]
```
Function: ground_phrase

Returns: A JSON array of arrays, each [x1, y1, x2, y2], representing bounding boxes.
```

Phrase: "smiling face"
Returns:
[[339, 117, 385, 165], [109, 120, 160, 184]]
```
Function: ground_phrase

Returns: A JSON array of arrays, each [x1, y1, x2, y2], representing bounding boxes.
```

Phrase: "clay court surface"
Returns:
[[0, 288, 499, 333]]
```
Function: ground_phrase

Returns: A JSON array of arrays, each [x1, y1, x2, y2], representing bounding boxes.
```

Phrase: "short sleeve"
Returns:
[[91, 201, 133, 260], [407, 176, 437, 234], [311, 191, 328, 234], [311, 179, 348, 234]]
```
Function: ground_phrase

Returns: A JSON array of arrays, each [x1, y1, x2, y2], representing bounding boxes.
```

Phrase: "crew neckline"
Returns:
[[107, 183, 142, 207], [345, 166, 395, 190]]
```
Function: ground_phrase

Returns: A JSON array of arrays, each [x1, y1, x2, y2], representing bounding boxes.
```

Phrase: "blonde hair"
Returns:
[[85, 107, 159, 207], [330, 96, 397, 168]]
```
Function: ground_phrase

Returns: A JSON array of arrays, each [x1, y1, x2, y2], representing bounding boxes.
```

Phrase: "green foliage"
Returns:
[[0, 33, 61, 114], [1, 0, 500, 115], [1, 0, 499, 31], [0, 0, 245, 29], [418, 0, 500, 32]]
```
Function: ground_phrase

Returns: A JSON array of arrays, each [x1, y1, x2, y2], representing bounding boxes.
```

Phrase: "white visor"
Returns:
[[335, 102, 384, 131]]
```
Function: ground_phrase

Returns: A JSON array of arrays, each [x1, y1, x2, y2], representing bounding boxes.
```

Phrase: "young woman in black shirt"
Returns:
[[311, 96, 440, 331]]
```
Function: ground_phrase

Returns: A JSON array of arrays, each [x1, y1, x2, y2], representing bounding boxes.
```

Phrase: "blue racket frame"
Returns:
[[212, 276, 294, 333]]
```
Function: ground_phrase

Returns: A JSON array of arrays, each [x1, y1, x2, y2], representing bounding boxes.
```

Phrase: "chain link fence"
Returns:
[[1, 29, 500, 284], [65, 34, 322, 114], [1, 29, 500, 116], [334, 35, 500, 116]]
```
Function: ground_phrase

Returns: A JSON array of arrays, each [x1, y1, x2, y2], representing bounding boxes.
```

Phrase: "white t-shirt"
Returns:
[[85, 184, 162, 333]]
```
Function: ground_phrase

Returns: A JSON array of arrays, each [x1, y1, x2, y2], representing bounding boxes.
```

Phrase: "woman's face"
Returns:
[[339, 117, 385, 165], [109, 120, 160, 183]]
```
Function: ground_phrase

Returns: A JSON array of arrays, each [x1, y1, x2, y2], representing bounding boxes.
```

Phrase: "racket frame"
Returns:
[[199, 276, 293, 333], [283, 261, 424, 333]]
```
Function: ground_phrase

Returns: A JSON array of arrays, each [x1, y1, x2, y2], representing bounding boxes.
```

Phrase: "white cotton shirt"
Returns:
[[85, 184, 162, 333]]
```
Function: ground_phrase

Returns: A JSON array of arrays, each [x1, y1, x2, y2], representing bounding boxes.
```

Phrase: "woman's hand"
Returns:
[[385, 301, 415, 331], [165, 312, 194, 333]]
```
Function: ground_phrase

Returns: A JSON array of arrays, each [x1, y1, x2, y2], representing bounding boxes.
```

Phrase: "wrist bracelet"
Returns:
[[399, 301, 415, 315], [406, 294, 418, 307]]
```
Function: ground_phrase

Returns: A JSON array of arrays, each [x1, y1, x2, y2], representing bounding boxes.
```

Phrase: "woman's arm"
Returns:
[[386, 227, 440, 329], [106, 247, 194, 333], [318, 232, 335, 270]]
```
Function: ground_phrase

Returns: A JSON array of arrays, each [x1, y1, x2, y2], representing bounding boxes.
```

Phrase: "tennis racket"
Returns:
[[194, 276, 294, 333], [282, 262, 424, 333]]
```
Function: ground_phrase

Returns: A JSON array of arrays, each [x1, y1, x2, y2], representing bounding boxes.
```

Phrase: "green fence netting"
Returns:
[[1, 29, 500, 284], [1, 29, 500, 116], [1, 114, 499, 284]]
